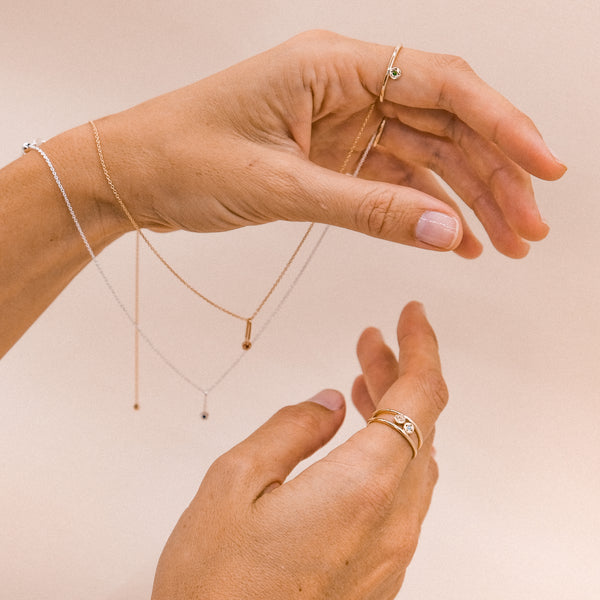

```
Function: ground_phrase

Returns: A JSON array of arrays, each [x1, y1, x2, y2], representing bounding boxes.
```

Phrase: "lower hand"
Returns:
[[151, 302, 445, 599]]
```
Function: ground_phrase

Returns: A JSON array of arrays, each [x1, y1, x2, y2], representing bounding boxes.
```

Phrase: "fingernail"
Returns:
[[416, 212, 460, 249], [548, 147, 567, 170], [309, 389, 344, 411], [371, 327, 384, 340]]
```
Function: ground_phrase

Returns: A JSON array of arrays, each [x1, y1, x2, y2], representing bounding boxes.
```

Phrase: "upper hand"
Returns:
[[100, 30, 566, 258]]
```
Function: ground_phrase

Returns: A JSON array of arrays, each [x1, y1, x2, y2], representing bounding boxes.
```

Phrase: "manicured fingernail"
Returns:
[[548, 147, 567, 169], [309, 389, 344, 411], [416, 212, 460, 249], [371, 327, 384, 340]]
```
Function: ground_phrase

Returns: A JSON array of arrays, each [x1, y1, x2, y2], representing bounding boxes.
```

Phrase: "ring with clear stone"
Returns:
[[379, 44, 403, 102], [367, 408, 423, 458]]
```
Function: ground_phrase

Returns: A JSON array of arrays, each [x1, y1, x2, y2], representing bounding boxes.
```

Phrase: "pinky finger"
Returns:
[[418, 455, 439, 524], [351, 375, 376, 421]]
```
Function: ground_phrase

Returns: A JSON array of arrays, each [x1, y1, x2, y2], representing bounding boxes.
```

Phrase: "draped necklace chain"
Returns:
[[25, 105, 385, 418]]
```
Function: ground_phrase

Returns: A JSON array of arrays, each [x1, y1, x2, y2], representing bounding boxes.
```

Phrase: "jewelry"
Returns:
[[23, 104, 382, 418], [90, 120, 313, 352], [367, 408, 423, 458], [353, 118, 386, 176], [373, 118, 387, 148], [379, 45, 403, 102]]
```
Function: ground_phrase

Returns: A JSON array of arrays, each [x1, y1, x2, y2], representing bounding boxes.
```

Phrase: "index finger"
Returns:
[[359, 44, 566, 180], [341, 302, 448, 474]]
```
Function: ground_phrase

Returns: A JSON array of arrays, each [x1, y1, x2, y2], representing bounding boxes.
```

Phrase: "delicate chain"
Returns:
[[90, 120, 315, 324], [25, 104, 382, 417], [354, 118, 386, 177], [134, 231, 140, 410], [24, 144, 211, 395], [26, 141, 333, 410], [340, 102, 377, 174]]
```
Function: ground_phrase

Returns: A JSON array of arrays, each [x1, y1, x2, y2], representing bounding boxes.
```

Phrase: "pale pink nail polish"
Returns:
[[416, 212, 460, 249], [310, 389, 344, 411]]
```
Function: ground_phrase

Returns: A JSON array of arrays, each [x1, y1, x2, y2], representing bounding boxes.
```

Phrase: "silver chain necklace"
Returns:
[[23, 117, 384, 418]]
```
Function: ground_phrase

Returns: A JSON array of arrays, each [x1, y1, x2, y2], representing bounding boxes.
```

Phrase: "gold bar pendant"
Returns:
[[242, 319, 252, 350]]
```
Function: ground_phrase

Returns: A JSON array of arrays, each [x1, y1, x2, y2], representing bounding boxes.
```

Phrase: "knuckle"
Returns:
[[354, 477, 399, 519], [397, 520, 422, 559], [332, 452, 398, 519], [488, 162, 528, 192], [277, 404, 323, 435], [412, 368, 449, 412], [426, 141, 447, 172], [356, 189, 401, 238], [435, 53, 473, 73], [398, 329, 438, 354], [443, 114, 465, 145], [377, 516, 421, 568], [433, 54, 474, 108], [471, 189, 492, 214], [209, 447, 256, 481], [289, 29, 339, 48], [429, 457, 440, 486], [488, 164, 512, 190]]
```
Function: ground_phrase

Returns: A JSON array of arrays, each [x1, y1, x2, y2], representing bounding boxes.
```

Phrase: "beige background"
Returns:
[[1, 0, 599, 598]]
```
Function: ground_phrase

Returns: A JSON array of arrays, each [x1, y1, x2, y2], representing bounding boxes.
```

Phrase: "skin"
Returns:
[[0, 30, 566, 596], [152, 302, 445, 599], [0, 30, 565, 357]]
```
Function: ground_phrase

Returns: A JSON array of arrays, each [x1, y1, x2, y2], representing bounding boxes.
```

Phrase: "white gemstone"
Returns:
[[394, 414, 406, 425], [404, 422, 415, 435]]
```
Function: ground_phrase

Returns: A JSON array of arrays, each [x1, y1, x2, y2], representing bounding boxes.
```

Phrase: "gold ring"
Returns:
[[372, 117, 387, 148], [367, 408, 423, 458], [379, 45, 403, 102]]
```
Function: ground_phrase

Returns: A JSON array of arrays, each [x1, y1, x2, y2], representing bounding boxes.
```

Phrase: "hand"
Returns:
[[93, 30, 565, 259], [151, 302, 445, 599]]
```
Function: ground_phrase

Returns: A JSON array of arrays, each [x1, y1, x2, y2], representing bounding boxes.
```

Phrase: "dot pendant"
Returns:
[[201, 391, 209, 420]]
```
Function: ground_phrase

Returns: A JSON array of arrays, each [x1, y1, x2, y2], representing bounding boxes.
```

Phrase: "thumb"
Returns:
[[277, 155, 463, 251], [224, 390, 346, 499]]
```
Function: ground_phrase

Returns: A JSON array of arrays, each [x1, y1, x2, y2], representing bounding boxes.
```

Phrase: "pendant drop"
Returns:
[[200, 391, 209, 420], [242, 319, 253, 350]]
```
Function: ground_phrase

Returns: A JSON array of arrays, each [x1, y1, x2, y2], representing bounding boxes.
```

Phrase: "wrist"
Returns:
[[90, 108, 184, 234], [43, 123, 133, 240]]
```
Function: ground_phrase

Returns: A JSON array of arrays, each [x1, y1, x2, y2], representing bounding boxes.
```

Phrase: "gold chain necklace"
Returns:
[[90, 103, 383, 412], [91, 120, 316, 352]]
